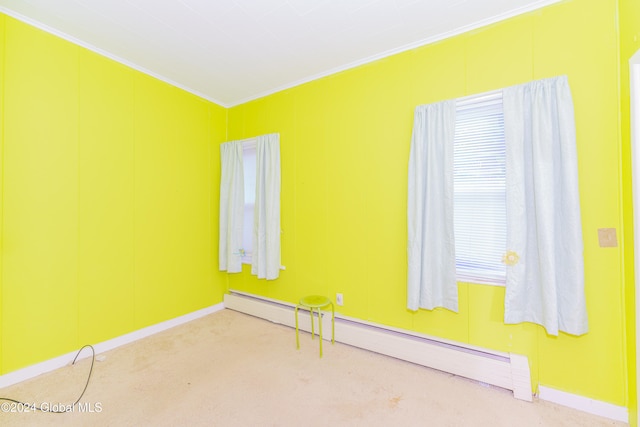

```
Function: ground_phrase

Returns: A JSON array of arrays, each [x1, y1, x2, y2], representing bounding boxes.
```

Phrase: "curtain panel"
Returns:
[[252, 133, 281, 280], [503, 76, 587, 336], [219, 141, 244, 274], [407, 100, 458, 312]]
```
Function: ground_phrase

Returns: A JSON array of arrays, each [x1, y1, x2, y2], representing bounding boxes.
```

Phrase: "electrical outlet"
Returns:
[[336, 293, 344, 306]]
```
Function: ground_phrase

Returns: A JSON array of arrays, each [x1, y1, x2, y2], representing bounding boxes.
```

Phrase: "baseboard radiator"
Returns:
[[224, 291, 532, 401]]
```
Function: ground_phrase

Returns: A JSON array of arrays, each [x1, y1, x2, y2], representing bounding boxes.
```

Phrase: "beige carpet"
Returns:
[[0, 309, 627, 426]]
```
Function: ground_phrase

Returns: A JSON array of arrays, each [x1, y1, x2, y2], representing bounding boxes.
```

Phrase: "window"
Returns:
[[220, 133, 281, 279], [241, 139, 256, 264], [453, 92, 506, 285]]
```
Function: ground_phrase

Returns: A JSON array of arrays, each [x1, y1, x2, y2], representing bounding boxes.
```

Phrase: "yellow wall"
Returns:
[[227, 0, 627, 406], [0, 15, 228, 374], [620, 0, 640, 423], [0, 13, 5, 375]]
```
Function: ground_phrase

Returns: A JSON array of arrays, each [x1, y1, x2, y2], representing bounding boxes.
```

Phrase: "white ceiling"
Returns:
[[0, 0, 561, 107]]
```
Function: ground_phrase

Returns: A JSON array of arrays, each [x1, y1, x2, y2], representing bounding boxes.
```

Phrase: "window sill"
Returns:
[[456, 276, 506, 287]]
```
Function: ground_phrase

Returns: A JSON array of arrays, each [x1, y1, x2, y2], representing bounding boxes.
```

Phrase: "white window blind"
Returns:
[[453, 92, 506, 285]]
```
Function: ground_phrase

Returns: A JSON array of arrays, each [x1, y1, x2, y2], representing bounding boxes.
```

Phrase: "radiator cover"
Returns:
[[224, 291, 532, 401]]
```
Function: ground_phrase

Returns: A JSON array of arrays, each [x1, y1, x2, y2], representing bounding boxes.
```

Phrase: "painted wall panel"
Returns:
[[292, 80, 331, 301], [0, 13, 5, 374], [357, 55, 413, 330], [264, 90, 296, 303], [209, 101, 229, 303], [133, 77, 213, 329], [532, 0, 625, 404], [465, 14, 534, 94], [2, 18, 79, 371], [619, 0, 640, 422], [406, 37, 467, 105], [78, 50, 135, 344]]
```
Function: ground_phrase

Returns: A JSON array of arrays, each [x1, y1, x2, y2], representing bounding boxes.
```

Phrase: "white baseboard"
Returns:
[[225, 291, 629, 422], [538, 386, 628, 423], [224, 290, 532, 401], [0, 303, 225, 389]]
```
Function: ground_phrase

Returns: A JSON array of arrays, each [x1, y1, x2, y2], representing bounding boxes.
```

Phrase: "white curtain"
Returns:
[[503, 76, 587, 336], [219, 141, 244, 274], [407, 100, 458, 312], [252, 133, 281, 280]]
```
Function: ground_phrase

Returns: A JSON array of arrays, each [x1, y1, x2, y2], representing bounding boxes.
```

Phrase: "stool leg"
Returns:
[[318, 309, 323, 358], [310, 308, 315, 339], [295, 305, 300, 349], [330, 302, 335, 344]]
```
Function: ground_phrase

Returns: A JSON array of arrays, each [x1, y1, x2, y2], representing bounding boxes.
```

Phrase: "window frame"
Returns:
[[453, 90, 507, 287]]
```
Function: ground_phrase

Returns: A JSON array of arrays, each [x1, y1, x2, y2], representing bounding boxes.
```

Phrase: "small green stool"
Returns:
[[295, 295, 335, 357]]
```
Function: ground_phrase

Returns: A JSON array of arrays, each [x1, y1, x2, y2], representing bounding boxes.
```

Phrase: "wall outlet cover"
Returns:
[[597, 228, 618, 248]]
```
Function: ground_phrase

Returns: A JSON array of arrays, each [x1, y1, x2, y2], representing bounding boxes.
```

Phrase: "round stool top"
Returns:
[[299, 295, 331, 308]]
